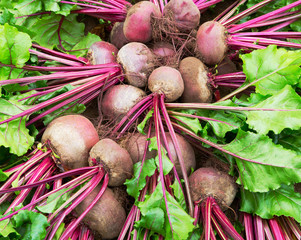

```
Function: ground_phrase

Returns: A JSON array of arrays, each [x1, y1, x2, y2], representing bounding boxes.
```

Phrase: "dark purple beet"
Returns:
[[189, 167, 237, 208]]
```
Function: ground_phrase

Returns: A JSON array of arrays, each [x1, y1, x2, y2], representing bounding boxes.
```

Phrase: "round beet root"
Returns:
[[42, 115, 99, 170], [163, 0, 200, 32], [179, 57, 212, 103], [75, 187, 126, 239], [196, 21, 227, 65], [148, 66, 184, 102], [152, 42, 176, 58], [87, 41, 118, 65], [189, 167, 237, 208], [123, 1, 162, 43], [216, 56, 237, 75], [125, 133, 157, 164], [101, 84, 146, 121], [110, 22, 129, 49], [117, 42, 156, 87], [89, 138, 133, 187], [125, 132, 195, 178]]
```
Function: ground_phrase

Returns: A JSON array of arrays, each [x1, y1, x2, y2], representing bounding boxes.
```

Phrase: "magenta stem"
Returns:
[[29, 49, 83, 67], [160, 95, 194, 216], [153, 93, 174, 233], [60, 173, 108, 240], [217, 0, 245, 24], [31, 44, 88, 64], [223, 0, 273, 26], [244, 213, 255, 240], [228, 0, 301, 33], [212, 202, 244, 240], [269, 219, 285, 240]]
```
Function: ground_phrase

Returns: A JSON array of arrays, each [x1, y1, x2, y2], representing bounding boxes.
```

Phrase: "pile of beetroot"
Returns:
[[0, 0, 301, 239]]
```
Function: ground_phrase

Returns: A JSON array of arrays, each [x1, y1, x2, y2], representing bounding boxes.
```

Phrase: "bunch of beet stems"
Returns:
[[215, 0, 301, 50], [243, 213, 301, 240], [0, 44, 122, 128], [0, 148, 109, 239], [16, 0, 130, 22], [208, 71, 246, 89], [193, 196, 243, 240], [112, 93, 195, 238], [66, 219, 94, 240]]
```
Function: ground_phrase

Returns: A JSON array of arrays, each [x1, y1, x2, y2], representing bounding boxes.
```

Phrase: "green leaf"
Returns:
[[196, 101, 246, 138], [12, 210, 49, 240], [173, 114, 202, 135], [137, 109, 153, 135], [138, 184, 195, 240], [0, 169, 12, 182], [30, 14, 96, 52], [278, 129, 301, 155], [42, 102, 86, 126], [0, 23, 31, 80], [0, 217, 18, 238], [0, 97, 35, 156], [155, 152, 174, 176], [14, 0, 74, 16], [222, 130, 301, 192], [37, 188, 71, 214], [0, 9, 16, 25], [170, 179, 186, 210], [241, 45, 301, 95], [240, 184, 301, 223], [246, 85, 301, 134], [70, 32, 101, 57], [125, 158, 157, 200], [135, 208, 166, 236]]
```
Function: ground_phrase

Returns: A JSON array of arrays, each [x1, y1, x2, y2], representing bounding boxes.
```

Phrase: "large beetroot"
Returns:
[[42, 115, 99, 169], [123, 1, 162, 43]]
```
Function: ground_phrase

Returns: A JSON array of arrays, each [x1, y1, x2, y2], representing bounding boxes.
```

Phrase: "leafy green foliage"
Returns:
[[137, 109, 153, 135], [0, 23, 31, 80], [137, 183, 195, 240], [223, 130, 301, 192], [37, 188, 72, 214], [0, 210, 49, 239], [12, 210, 49, 239], [240, 184, 301, 223], [13, 0, 74, 16], [30, 14, 101, 55], [246, 85, 301, 134], [125, 158, 157, 201], [0, 93, 35, 156], [241, 45, 301, 95]]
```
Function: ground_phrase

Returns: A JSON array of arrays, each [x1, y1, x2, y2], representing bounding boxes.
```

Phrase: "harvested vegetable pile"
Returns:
[[0, 0, 301, 239]]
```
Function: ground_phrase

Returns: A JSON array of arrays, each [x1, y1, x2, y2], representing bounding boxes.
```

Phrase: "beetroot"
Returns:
[[86, 41, 118, 65], [196, 21, 227, 65], [125, 132, 195, 178], [101, 84, 147, 121], [189, 167, 237, 207], [124, 133, 156, 164], [89, 138, 133, 186], [179, 57, 212, 103], [163, 0, 200, 32], [41, 115, 99, 170], [152, 42, 176, 58], [109, 22, 129, 49], [75, 187, 126, 239], [148, 66, 184, 102], [123, 1, 162, 43], [117, 42, 156, 87]]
